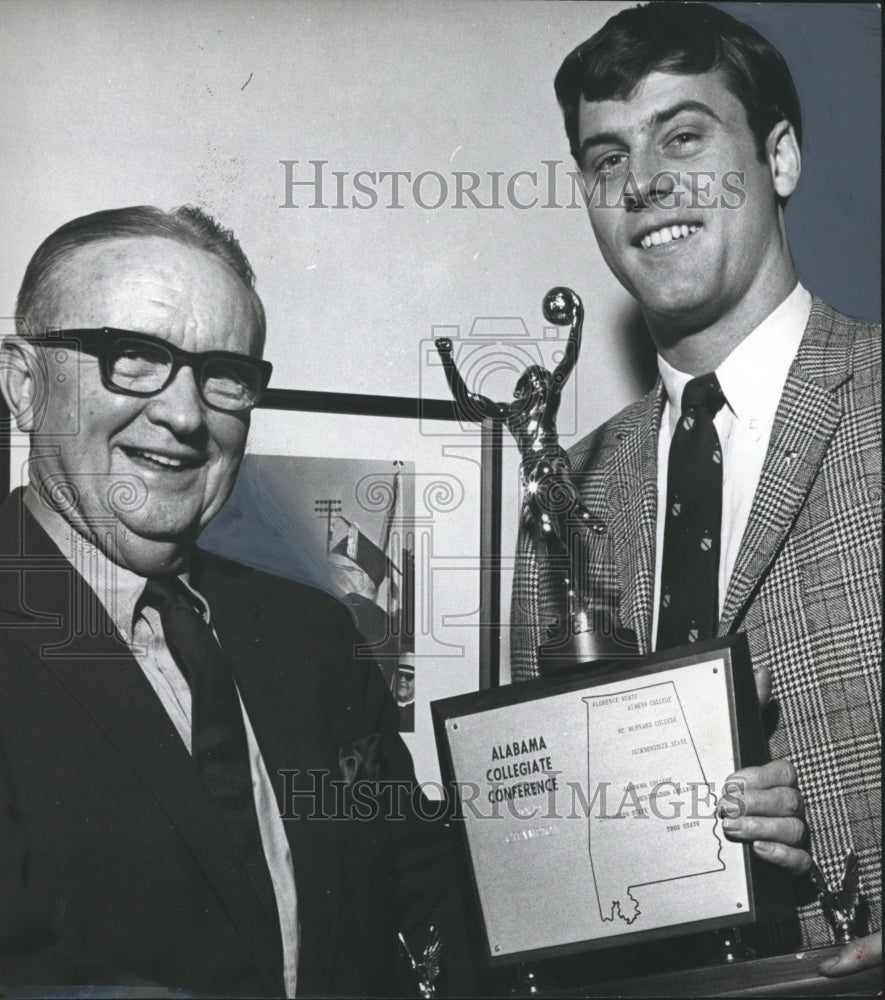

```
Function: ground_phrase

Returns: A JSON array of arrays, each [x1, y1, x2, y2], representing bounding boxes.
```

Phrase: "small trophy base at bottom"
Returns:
[[537, 612, 639, 676]]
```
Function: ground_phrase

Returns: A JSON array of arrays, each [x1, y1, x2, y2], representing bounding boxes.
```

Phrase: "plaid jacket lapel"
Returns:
[[719, 299, 853, 634], [607, 383, 664, 654]]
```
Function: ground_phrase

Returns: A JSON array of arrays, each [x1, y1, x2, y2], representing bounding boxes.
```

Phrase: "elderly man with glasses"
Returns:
[[0, 206, 464, 997]]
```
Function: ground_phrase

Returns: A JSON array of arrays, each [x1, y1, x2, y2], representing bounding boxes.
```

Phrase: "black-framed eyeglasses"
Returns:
[[32, 328, 273, 413]]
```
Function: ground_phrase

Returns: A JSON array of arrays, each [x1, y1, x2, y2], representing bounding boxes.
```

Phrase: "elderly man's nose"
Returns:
[[144, 366, 205, 434]]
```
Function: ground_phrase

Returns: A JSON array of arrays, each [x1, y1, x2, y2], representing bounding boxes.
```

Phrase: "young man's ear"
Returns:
[[0, 336, 43, 433], [767, 120, 801, 200]]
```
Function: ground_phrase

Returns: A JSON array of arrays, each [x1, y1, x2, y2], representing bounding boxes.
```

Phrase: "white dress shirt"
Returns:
[[651, 283, 813, 649], [25, 489, 299, 997]]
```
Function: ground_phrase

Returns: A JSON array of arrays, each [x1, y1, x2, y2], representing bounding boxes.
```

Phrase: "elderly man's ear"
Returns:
[[0, 336, 43, 433]]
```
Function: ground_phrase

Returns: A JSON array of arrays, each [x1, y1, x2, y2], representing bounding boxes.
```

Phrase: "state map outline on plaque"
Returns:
[[583, 678, 725, 925]]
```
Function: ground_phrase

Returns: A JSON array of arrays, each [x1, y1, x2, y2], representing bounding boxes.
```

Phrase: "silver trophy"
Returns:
[[809, 850, 860, 944], [436, 287, 638, 673], [398, 926, 442, 998]]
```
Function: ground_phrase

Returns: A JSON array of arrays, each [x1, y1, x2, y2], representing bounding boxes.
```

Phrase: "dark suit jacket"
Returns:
[[0, 488, 457, 996], [511, 299, 881, 948]]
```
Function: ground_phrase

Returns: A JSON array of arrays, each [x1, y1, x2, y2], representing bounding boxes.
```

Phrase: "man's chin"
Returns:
[[639, 290, 722, 336], [102, 518, 201, 576]]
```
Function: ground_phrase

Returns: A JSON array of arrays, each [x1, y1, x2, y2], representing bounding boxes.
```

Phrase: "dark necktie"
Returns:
[[141, 576, 279, 923], [656, 373, 726, 650]]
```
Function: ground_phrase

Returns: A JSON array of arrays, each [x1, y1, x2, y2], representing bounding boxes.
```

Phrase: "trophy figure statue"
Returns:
[[436, 287, 638, 673], [809, 851, 860, 945]]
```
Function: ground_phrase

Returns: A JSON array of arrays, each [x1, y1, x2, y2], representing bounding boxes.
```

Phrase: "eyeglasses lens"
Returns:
[[107, 337, 261, 411], [202, 358, 262, 409]]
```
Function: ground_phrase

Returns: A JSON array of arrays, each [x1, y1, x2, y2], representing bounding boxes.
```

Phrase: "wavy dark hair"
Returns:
[[555, 2, 802, 165]]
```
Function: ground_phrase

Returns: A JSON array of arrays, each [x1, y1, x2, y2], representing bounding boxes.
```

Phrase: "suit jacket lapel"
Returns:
[[607, 384, 663, 654], [0, 493, 284, 996], [719, 300, 852, 634]]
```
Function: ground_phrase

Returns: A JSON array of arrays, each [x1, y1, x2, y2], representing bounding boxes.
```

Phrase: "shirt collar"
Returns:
[[23, 487, 207, 642], [658, 283, 812, 440]]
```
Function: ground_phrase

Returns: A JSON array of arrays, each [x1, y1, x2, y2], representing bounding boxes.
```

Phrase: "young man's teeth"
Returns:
[[640, 224, 700, 250]]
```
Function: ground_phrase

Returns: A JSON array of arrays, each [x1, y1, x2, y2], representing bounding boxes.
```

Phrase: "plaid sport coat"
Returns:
[[511, 298, 881, 948]]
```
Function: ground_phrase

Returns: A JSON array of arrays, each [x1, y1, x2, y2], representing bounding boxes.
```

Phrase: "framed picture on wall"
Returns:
[[198, 388, 502, 793]]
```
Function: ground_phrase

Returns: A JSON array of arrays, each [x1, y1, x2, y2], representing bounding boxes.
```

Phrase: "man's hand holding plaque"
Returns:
[[720, 760, 810, 874]]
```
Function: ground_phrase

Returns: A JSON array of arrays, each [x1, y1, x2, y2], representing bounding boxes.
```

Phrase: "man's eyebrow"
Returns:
[[652, 99, 722, 127], [579, 100, 722, 158], [579, 130, 624, 157]]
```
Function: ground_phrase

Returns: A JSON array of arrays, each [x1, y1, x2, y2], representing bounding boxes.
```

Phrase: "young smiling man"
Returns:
[[576, 68, 800, 372], [512, 2, 880, 979]]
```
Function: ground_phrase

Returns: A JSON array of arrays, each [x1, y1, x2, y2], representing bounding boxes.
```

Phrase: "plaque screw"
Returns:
[[494, 945, 501, 953], [452, 723, 459, 730], [736, 902, 743, 908]]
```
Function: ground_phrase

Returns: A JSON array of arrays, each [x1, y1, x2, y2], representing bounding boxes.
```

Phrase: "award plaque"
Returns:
[[432, 635, 792, 966]]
